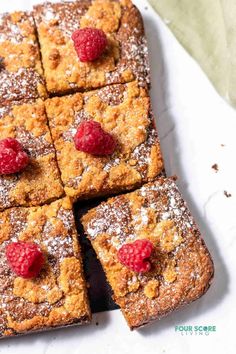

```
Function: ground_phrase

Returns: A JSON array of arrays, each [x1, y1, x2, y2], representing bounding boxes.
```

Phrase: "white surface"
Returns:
[[1, 0, 235, 353]]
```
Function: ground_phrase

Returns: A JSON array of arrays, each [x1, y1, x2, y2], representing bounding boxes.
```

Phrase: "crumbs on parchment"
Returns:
[[224, 191, 232, 198], [211, 163, 219, 172]]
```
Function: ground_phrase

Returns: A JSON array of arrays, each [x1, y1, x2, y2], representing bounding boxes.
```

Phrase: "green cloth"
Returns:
[[148, 0, 236, 108]]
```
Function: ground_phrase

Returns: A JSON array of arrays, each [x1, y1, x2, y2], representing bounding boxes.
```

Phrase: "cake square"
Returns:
[[45, 81, 163, 200], [33, 0, 150, 95], [0, 197, 91, 338], [0, 99, 64, 210], [81, 177, 214, 329], [0, 11, 47, 105]]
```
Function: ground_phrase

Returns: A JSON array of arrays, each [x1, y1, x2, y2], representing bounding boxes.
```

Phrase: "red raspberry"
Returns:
[[72, 27, 107, 62], [74, 120, 116, 156], [6, 241, 44, 279], [0, 138, 29, 175], [118, 239, 154, 273]]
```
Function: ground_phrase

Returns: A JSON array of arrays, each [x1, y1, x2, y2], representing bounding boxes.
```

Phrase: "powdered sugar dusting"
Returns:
[[0, 12, 45, 103], [0, 12, 34, 44], [86, 196, 134, 243], [97, 84, 125, 106], [57, 207, 74, 231], [103, 158, 120, 173], [16, 129, 54, 158], [106, 36, 150, 87], [62, 109, 93, 142], [34, 1, 90, 38], [0, 68, 44, 104], [0, 176, 18, 210], [43, 235, 73, 259], [85, 178, 196, 246], [131, 128, 158, 178]]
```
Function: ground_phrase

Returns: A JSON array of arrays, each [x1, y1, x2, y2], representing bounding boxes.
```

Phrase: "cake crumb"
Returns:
[[211, 163, 219, 172], [144, 280, 159, 299], [224, 191, 232, 198]]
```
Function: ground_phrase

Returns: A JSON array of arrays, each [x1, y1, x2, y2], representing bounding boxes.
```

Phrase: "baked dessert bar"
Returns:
[[0, 99, 64, 210], [33, 0, 150, 95], [0, 197, 91, 338], [82, 177, 214, 329], [0, 11, 47, 105], [45, 81, 163, 200]]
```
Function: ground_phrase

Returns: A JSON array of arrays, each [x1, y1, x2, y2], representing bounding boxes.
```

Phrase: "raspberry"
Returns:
[[6, 241, 44, 279], [74, 120, 116, 156], [117, 239, 154, 273], [0, 138, 29, 175], [72, 28, 107, 62]]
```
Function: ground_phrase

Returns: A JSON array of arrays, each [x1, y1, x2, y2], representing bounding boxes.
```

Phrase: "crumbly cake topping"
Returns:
[[33, 0, 150, 94], [105, 35, 150, 87], [82, 177, 214, 328], [46, 81, 163, 199], [0, 11, 47, 103], [0, 100, 63, 210], [0, 12, 33, 44], [131, 128, 159, 178], [0, 198, 90, 337], [84, 178, 194, 243], [105, 2, 150, 87], [35, 1, 91, 37]]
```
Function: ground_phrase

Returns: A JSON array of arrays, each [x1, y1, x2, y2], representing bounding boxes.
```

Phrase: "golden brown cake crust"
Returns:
[[33, 0, 150, 95], [0, 11, 47, 105], [45, 81, 163, 200], [0, 99, 64, 210], [0, 197, 91, 338], [82, 177, 214, 329]]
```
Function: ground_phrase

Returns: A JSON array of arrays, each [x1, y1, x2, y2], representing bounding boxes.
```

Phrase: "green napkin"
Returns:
[[148, 0, 236, 108]]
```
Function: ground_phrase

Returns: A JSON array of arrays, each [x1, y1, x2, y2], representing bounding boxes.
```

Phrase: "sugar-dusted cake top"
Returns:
[[0, 99, 63, 210], [0, 11, 47, 104], [33, 0, 150, 94], [0, 197, 91, 338], [46, 81, 163, 200], [82, 177, 214, 328]]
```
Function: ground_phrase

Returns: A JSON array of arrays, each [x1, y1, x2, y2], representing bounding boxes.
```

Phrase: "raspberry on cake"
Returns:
[[72, 28, 108, 62], [0, 138, 29, 175], [6, 241, 45, 279], [33, 0, 150, 95], [118, 239, 154, 273], [0, 99, 64, 210], [81, 177, 214, 329], [0, 197, 91, 338], [0, 11, 47, 105], [74, 120, 116, 155], [45, 81, 163, 200]]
